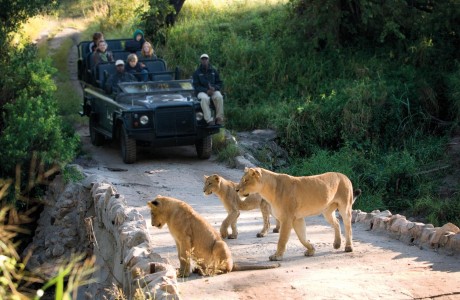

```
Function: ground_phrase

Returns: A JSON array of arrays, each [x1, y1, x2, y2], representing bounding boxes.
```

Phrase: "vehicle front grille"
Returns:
[[155, 106, 195, 137]]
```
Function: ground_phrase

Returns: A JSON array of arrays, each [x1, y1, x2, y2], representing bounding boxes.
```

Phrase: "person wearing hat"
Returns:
[[125, 29, 146, 53], [192, 53, 224, 126], [105, 60, 137, 95]]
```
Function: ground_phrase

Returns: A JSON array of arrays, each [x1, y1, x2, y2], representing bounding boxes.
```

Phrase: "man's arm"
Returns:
[[192, 69, 208, 94], [212, 68, 223, 91]]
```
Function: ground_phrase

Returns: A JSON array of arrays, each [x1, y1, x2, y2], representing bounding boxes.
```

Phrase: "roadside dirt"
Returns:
[[57, 26, 460, 299]]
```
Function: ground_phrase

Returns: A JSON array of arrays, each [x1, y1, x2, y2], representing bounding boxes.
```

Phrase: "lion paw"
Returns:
[[177, 269, 190, 278], [304, 248, 315, 256], [273, 228, 280, 233], [228, 234, 238, 239], [333, 241, 341, 249], [256, 232, 267, 238], [269, 254, 283, 261], [345, 245, 353, 252]]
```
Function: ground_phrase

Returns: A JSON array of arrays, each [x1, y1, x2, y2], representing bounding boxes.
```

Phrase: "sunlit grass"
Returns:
[[15, 15, 59, 45]]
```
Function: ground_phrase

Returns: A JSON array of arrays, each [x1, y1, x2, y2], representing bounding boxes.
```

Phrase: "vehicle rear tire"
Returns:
[[120, 126, 137, 164], [196, 135, 212, 159], [89, 115, 104, 146]]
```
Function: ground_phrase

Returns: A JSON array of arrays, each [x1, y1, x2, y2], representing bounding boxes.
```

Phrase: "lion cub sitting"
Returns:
[[203, 174, 280, 239], [147, 195, 280, 277]]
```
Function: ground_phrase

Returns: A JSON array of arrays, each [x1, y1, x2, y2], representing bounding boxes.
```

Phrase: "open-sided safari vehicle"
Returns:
[[77, 39, 221, 163]]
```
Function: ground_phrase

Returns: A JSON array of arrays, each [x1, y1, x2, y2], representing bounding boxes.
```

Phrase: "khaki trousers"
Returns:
[[198, 91, 224, 122]]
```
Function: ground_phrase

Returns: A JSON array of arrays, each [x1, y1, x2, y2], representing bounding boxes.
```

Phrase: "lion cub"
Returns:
[[147, 195, 280, 277], [203, 174, 279, 239]]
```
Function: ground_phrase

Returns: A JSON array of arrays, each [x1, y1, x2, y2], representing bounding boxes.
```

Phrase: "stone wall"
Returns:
[[25, 171, 180, 299], [88, 178, 180, 299], [352, 209, 460, 256]]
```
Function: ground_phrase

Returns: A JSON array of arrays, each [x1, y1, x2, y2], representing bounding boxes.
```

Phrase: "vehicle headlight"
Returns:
[[140, 115, 149, 125], [196, 112, 204, 121]]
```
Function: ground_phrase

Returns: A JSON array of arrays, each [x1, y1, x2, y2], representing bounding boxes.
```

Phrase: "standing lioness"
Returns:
[[236, 167, 361, 261], [203, 174, 280, 239], [147, 195, 280, 277]]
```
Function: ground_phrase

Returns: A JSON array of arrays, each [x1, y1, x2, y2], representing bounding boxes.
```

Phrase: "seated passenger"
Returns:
[[192, 53, 224, 126], [88, 32, 104, 53], [105, 60, 137, 95], [125, 29, 145, 53], [126, 53, 149, 82], [93, 40, 114, 66], [140, 41, 157, 59]]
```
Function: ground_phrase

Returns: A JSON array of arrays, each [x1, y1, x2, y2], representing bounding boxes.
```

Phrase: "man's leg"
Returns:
[[212, 91, 224, 124], [198, 92, 214, 124]]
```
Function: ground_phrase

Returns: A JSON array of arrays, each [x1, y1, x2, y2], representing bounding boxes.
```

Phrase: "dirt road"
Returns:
[[76, 132, 459, 300]]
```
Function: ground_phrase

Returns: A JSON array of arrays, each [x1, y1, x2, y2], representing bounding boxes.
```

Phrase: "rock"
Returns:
[[231, 129, 289, 169], [429, 223, 460, 249]]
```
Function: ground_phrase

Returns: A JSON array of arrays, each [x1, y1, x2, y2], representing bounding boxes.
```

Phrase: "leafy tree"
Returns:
[[139, 0, 185, 44], [0, 0, 58, 56]]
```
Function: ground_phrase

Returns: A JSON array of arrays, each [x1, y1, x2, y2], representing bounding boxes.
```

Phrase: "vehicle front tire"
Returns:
[[89, 114, 104, 146], [196, 135, 212, 159], [120, 126, 137, 164]]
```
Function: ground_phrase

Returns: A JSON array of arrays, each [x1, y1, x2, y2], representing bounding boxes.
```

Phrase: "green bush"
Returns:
[[282, 134, 448, 215], [0, 46, 79, 205]]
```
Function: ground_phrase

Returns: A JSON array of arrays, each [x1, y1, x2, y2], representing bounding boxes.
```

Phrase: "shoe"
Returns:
[[216, 117, 224, 125], [207, 120, 215, 126]]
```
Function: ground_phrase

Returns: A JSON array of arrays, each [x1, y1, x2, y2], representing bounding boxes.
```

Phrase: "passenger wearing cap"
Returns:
[[192, 53, 224, 126], [105, 60, 137, 95]]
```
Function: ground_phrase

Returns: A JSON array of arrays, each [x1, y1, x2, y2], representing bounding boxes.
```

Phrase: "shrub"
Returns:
[[0, 45, 79, 205]]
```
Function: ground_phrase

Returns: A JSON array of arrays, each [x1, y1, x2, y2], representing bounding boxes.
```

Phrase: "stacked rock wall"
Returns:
[[86, 177, 180, 299], [25, 172, 180, 299], [353, 210, 460, 256]]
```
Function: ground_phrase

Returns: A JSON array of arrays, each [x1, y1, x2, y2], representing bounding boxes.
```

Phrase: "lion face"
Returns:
[[203, 174, 220, 195], [147, 197, 167, 229], [236, 168, 262, 197]]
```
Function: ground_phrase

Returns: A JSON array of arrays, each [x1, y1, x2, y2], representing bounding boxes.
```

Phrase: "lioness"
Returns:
[[236, 167, 361, 261], [203, 174, 280, 239], [147, 195, 280, 277]]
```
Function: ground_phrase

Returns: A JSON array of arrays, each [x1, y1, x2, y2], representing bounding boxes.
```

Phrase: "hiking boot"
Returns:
[[216, 117, 224, 125]]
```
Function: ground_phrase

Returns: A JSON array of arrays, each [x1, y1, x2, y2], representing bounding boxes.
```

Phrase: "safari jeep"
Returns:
[[77, 39, 221, 163]]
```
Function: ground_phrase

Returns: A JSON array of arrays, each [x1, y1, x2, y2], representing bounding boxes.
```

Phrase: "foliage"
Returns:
[[0, 45, 79, 205], [412, 195, 460, 227], [0, 1, 58, 55], [0, 206, 95, 299], [282, 135, 455, 221], [139, 0, 176, 45], [62, 165, 85, 184]]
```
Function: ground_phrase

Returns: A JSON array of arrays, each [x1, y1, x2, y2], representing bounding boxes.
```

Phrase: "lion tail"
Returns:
[[353, 189, 362, 204], [232, 262, 281, 272]]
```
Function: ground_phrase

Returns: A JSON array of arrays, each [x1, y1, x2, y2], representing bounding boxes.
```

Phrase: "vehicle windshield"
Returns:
[[118, 80, 194, 94], [116, 80, 195, 103]]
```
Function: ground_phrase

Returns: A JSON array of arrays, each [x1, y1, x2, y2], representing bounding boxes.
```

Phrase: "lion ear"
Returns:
[[213, 175, 220, 182], [204, 175, 208, 181], [244, 167, 249, 172], [147, 200, 159, 208], [254, 168, 262, 177]]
